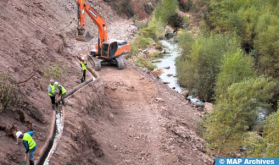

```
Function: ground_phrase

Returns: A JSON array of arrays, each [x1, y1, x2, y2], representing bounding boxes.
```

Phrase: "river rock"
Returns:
[[166, 73, 173, 77], [181, 90, 189, 97], [163, 81, 170, 84], [164, 66, 170, 69]]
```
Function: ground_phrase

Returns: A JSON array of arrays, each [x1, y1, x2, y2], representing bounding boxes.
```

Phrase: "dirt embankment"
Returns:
[[0, 0, 211, 164]]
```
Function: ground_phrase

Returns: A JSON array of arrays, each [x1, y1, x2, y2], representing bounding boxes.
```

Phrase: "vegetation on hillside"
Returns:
[[174, 0, 279, 157], [176, 33, 241, 101], [126, 0, 181, 70], [204, 77, 276, 156]]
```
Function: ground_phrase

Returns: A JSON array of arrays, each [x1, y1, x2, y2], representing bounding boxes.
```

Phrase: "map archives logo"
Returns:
[[215, 158, 279, 165]]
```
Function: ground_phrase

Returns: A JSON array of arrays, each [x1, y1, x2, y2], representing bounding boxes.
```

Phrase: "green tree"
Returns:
[[254, 13, 279, 78], [153, 0, 178, 25], [261, 109, 279, 157], [215, 49, 256, 97], [176, 33, 240, 101], [204, 77, 277, 156]]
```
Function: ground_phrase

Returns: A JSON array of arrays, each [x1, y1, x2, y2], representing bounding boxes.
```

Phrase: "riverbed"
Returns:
[[153, 39, 183, 93]]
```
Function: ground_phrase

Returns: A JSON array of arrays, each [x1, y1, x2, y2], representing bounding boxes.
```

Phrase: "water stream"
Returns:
[[153, 39, 204, 106], [153, 39, 183, 93]]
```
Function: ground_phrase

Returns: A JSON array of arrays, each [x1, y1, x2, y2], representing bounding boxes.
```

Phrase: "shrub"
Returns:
[[204, 76, 277, 156], [134, 19, 149, 29], [135, 56, 157, 71], [148, 17, 165, 39], [126, 36, 152, 59], [147, 50, 161, 59], [215, 49, 256, 97], [261, 109, 279, 157], [153, 0, 178, 25], [176, 33, 241, 101], [0, 72, 18, 112], [178, 0, 193, 12], [43, 61, 66, 79], [110, 0, 134, 18], [168, 13, 184, 28], [254, 13, 279, 78]]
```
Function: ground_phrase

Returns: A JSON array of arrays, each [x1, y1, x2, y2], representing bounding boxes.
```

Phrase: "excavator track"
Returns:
[[89, 56, 101, 71], [115, 56, 125, 69]]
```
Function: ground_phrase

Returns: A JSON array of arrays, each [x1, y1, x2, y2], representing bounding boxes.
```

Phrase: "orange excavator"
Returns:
[[76, 0, 130, 70]]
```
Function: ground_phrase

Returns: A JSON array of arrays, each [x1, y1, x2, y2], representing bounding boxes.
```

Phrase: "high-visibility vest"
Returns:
[[48, 84, 55, 96], [80, 61, 87, 70], [22, 133, 36, 150], [58, 85, 67, 94]]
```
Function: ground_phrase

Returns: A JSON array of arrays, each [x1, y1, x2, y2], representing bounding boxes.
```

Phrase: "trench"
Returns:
[[35, 67, 99, 165]]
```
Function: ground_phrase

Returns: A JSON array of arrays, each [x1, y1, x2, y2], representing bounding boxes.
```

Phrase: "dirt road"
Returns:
[[49, 62, 212, 165]]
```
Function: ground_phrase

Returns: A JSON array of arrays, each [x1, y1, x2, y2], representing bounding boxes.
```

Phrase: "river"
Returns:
[[152, 38, 204, 106], [152, 39, 183, 93]]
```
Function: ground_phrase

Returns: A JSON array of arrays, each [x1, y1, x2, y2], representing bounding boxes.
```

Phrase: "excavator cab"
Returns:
[[101, 41, 118, 59]]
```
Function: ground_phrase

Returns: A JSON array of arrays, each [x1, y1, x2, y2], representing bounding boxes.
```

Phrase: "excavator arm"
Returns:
[[76, 0, 108, 43]]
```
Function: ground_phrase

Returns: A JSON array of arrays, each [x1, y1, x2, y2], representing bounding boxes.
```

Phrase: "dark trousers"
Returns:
[[61, 93, 66, 106], [50, 95, 56, 110], [50, 96, 55, 104], [81, 70, 86, 82]]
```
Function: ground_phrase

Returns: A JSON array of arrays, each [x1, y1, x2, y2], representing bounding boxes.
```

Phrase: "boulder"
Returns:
[[181, 90, 189, 97], [164, 66, 170, 69]]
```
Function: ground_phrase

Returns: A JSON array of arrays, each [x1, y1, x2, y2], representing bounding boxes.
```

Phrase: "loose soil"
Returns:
[[50, 62, 212, 165]]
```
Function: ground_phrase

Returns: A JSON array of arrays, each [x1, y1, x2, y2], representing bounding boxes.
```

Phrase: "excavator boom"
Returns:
[[76, 0, 108, 43]]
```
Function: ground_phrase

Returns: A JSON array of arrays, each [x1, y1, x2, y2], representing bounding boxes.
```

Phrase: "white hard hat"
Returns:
[[81, 57, 85, 60], [16, 131, 22, 138], [54, 82, 59, 85], [50, 79, 54, 83]]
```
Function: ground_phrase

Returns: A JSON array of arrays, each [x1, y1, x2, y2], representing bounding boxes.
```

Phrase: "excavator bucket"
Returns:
[[75, 30, 93, 42]]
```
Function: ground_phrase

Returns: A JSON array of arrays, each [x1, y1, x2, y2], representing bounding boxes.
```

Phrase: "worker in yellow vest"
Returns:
[[16, 131, 37, 165], [54, 82, 67, 106], [48, 79, 56, 110], [80, 57, 87, 82]]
